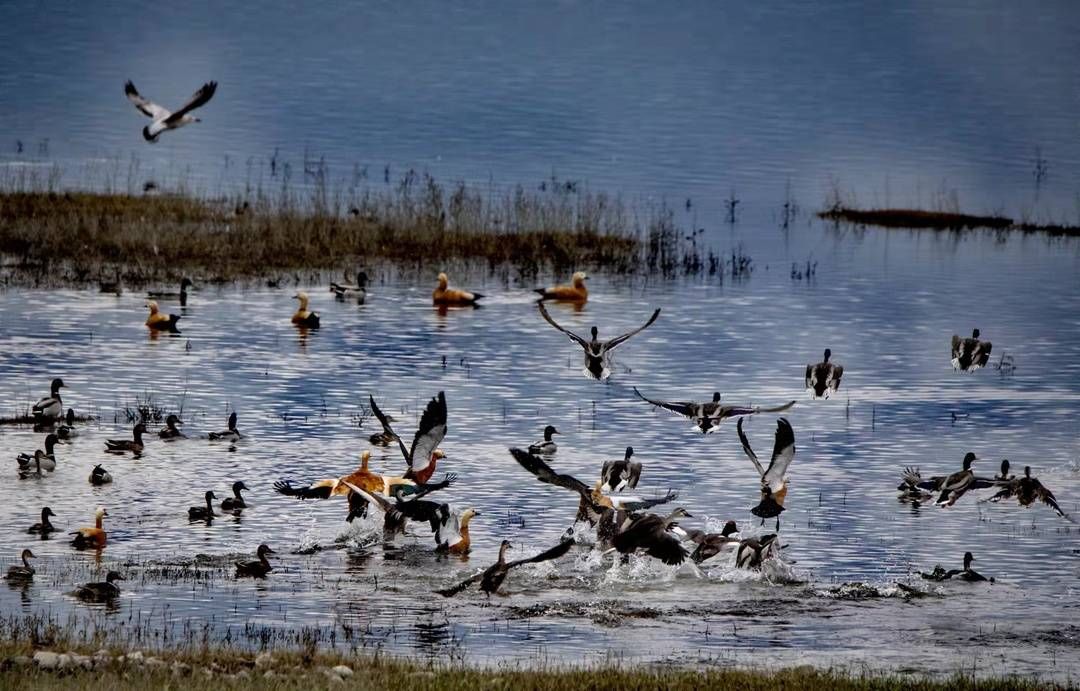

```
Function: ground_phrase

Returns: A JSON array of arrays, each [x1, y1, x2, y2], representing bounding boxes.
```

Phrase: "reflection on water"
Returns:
[[0, 218, 1078, 679]]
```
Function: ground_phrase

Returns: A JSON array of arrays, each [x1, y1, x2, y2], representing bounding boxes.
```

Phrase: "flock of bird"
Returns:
[[2, 79, 1073, 599]]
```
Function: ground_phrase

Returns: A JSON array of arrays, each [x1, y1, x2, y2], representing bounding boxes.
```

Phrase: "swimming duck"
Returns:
[[57, 408, 79, 440], [145, 300, 181, 332], [633, 388, 796, 434], [509, 448, 677, 529], [994, 459, 1014, 483], [291, 292, 321, 328], [188, 491, 217, 521], [737, 417, 796, 528], [89, 464, 113, 485], [235, 544, 274, 578], [330, 270, 368, 303], [534, 271, 588, 303], [221, 481, 249, 512], [951, 329, 993, 371], [74, 571, 125, 601], [437, 537, 575, 597], [985, 466, 1074, 521], [125, 79, 217, 142], [16, 434, 59, 472], [528, 425, 560, 455], [600, 446, 641, 493], [805, 348, 844, 399], [208, 412, 241, 441], [29, 507, 57, 536], [147, 277, 195, 306], [735, 533, 781, 570], [685, 521, 741, 564], [432, 272, 483, 306], [370, 392, 448, 484], [537, 302, 661, 380], [158, 414, 185, 440], [105, 422, 147, 454], [5, 549, 35, 582], [17, 451, 49, 479], [921, 552, 992, 583], [70, 507, 108, 549], [612, 507, 693, 565], [32, 378, 65, 421]]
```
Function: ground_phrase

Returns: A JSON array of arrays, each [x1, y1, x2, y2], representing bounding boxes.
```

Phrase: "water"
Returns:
[[2, 0, 1080, 681]]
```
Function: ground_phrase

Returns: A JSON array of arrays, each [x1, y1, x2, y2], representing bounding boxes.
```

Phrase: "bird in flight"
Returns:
[[125, 80, 218, 142]]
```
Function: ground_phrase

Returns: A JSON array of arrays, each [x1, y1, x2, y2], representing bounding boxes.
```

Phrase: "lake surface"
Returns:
[[1, 219, 1079, 680]]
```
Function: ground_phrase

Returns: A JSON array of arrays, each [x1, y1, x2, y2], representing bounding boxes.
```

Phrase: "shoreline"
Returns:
[[818, 206, 1080, 236]]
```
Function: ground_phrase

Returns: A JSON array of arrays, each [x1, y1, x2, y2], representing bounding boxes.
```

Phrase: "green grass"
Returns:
[[0, 641, 1056, 691]]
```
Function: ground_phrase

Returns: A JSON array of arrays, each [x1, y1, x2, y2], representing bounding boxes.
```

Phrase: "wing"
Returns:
[[394, 473, 457, 500], [509, 448, 592, 499], [736, 418, 767, 478], [951, 335, 962, 359], [273, 479, 336, 499], [165, 81, 217, 122], [505, 538, 575, 569], [369, 395, 400, 440], [436, 570, 485, 597], [830, 366, 844, 390], [124, 81, 169, 119], [537, 302, 589, 348], [436, 509, 462, 546], [646, 532, 689, 565], [761, 418, 795, 490], [406, 391, 448, 473], [625, 462, 642, 490], [1035, 483, 1074, 521], [969, 476, 1000, 490], [605, 308, 662, 350], [722, 400, 798, 419], [632, 387, 696, 418], [804, 364, 815, 389], [341, 481, 394, 513], [611, 490, 678, 512]]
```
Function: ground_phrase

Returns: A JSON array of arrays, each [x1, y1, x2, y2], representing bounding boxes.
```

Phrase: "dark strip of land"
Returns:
[[819, 206, 1079, 236]]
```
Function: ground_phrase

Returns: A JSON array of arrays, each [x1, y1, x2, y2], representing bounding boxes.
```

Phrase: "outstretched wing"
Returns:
[[721, 400, 797, 419], [392, 473, 457, 500], [537, 302, 589, 348], [165, 81, 217, 122], [510, 448, 592, 500], [341, 481, 394, 513], [632, 387, 696, 418], [736, 417, 767, 478], [436, 570, 485, 597], [606, 308, 662, 350], [273, 479, 337, 499], [124, 81, 169, 120], [505, 538, 575, 569], [405, 391, 448, 474], [369, 395, 400, 441], [610, 489, 678, 512], [761, 418, 796, 491], [1035, 482, 1075, 522]]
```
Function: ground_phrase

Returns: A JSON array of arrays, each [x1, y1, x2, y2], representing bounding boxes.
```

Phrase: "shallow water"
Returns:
[[1, 218, 1078, 680]]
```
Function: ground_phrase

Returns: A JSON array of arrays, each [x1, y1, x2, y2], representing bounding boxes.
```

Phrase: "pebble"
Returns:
[[331, 665, 354, 678], [33, 651, 61, 670]]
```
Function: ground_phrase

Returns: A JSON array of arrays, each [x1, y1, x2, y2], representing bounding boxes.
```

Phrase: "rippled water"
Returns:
[[1, 219, 1078, 679]]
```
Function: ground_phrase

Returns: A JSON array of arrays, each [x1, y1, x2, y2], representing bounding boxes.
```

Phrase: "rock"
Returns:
[[11, 655, 32, 668], [233, 670, 250, 680], [255, 652, 274, 669], [144, 657, 167, 670], [68, 653, 93, 670], [171, 662, 191, 677], [331, 665, 353, 678], [263, 670, 277, 679], [127, 651, 144, 664], [33, 651, 61, 670], [201, 668, 214, 679]]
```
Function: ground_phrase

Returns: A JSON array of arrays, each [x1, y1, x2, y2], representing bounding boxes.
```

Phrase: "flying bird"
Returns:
[[805, 348, 844, 399], [737, 417, 796, 528], [436, 538, 574, 597], [983, 465, 1074, 521], [951, 329, 993, 371], [537, 302, 660, 380], [125, 80, 218, 142], [633, 388, 795, 434]]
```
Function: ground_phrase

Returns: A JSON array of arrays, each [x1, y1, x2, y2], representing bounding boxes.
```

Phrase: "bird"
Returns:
[[536, 302, 661, 380], [291, 292, 321, 328], [436, 538, 575, 597], [432, 272, 483, 306], [89, 464, 113, 486], [105, 423, 147, 455], [611, 507, 694, 565], [736, 417, 796, 529], [534, 271, 588, 302], [984, 466, 1074, 521], [208, 412, 241, 442], [32, 378, 65, 421], [340, 480, 464, 543], [633, 388, 796, 434], [221, 481, 249, 512], [145, 300, 181, 332], [70, 507, 108, 549], [600, 446, 641, 493], [434, 506, 480, 555], [56, 408, 79, 440], [158, 414, 185, 440], [235, 544, 275, 578], [369, 392, 448, 484], [17, 433, 59, 472], [188, 491, 217, 521], [735, 533, 781, 570], [147, 277, 195, 306], [805, 348, 844, 399], [994, 459, 1015, 483], [28, 507, 58, 536], [951, 329, 993, 371], [17, 451, 50, 479], [74, 571, 125, 601], [921, 552, 992, 583], [125, 80, 217, 143], [330, 270, 368, 303], [684, 520, 741, 564], [933, 453, 992, 507], [528, 425, 560, 455], [5, 549, 35, 582], [367, 402, 400, 446]]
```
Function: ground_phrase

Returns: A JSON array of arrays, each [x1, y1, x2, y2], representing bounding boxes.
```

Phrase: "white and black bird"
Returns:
[[633, 388, 795, 433], [528, 425, 560, 455], [951, 328, 993, 371], [125, 80, 218, 143], [537, 302, 660, 380], [32, 378, 65, 421], [737, 417, 796, 529], [805, 348, 844, 399], [600, 446, 642, 493]]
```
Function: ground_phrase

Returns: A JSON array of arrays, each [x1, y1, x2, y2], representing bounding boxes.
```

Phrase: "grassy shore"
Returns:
[[819, 206, 1080, 236], [0, 641, 1054, 691]]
